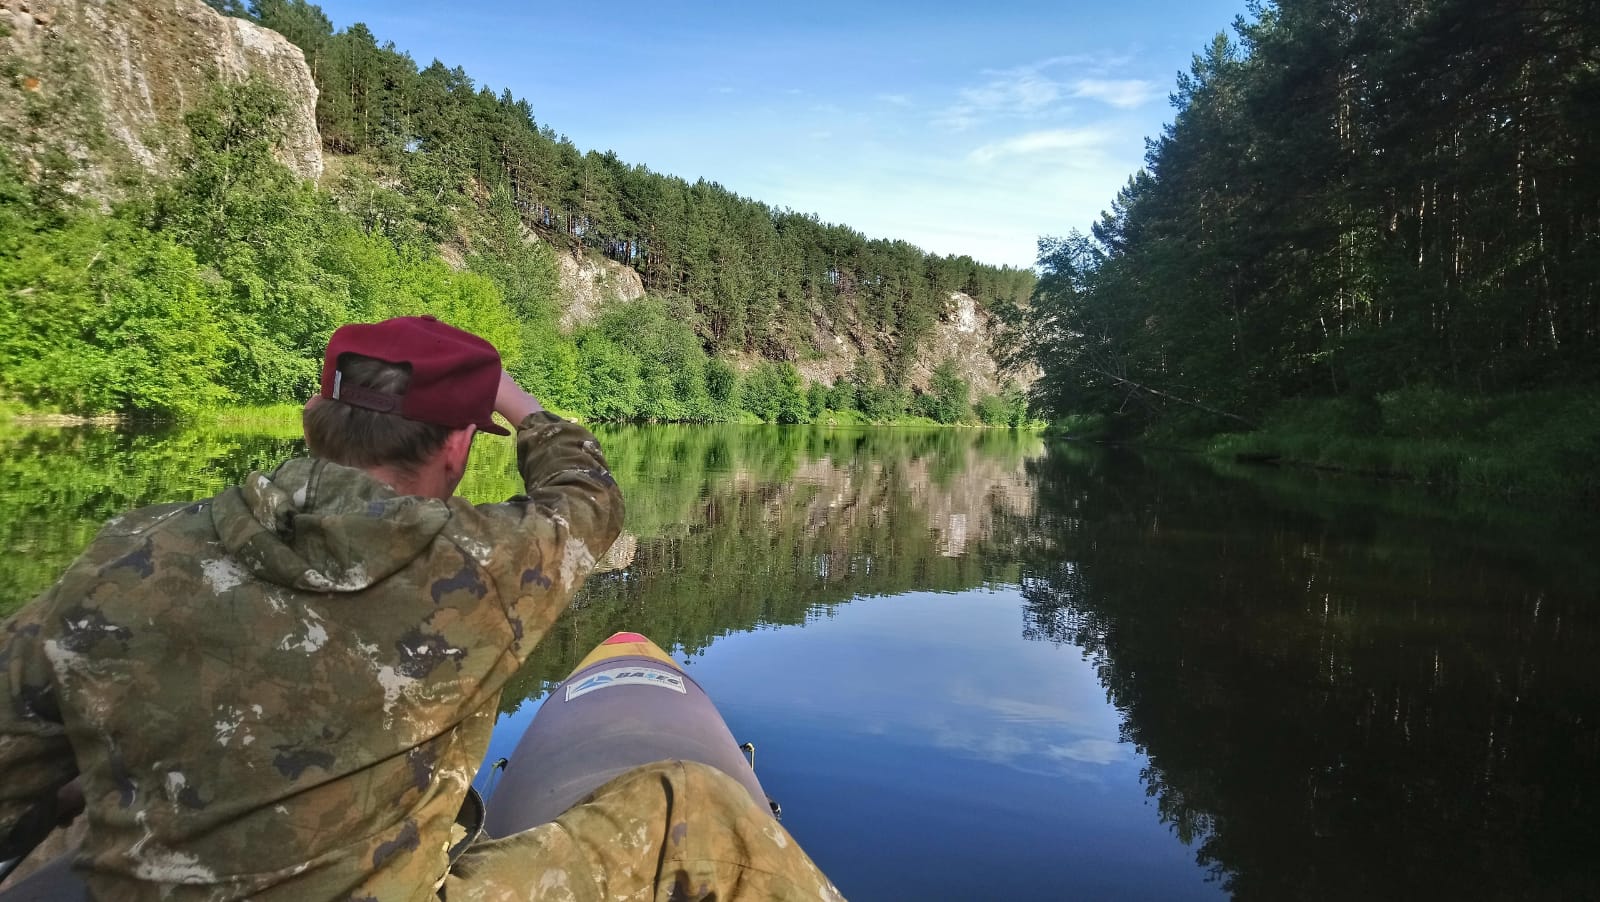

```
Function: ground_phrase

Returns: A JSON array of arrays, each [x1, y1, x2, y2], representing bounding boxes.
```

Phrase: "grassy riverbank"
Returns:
[[0, 396, 28, 424], [1050, 388, 1600, 505], [2, 399, 1038, 434]]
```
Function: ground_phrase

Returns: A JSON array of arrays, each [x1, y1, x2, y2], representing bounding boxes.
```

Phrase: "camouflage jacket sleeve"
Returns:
[[0, 585, 78, 853], [444, 412, 624, 660]]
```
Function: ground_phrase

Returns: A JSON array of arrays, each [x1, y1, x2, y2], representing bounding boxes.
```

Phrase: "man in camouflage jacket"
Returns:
[[0, 317, 842, 901]]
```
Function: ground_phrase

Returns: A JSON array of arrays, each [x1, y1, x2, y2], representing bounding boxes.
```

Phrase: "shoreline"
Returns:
[[6, 413, 124, 427], [1045, 430, 1597, 509], [2, 406, 1042, 432], [1045, 388, 1600, 508]]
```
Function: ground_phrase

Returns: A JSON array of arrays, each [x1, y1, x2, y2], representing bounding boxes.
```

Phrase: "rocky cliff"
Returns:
[[1, 1, 1026, 398], [788, 290, 1027, 396], [0, 0, 320, 197], [908, 291, 1019, 397], [556, 250, 646, 330]]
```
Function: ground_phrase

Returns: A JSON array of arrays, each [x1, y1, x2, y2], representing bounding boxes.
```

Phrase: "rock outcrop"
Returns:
[[0, 1, 1025, 397], [556, 251, 646, 330], [908, 291, 1016, 397], [0, 0, 320, 197], [792, 290, 1031, 397]]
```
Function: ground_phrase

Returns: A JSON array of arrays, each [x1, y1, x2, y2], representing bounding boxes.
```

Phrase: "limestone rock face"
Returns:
[[909, 291, 1010, 397], [790, 290, 1034, 397], [556, 251, 646, 330], [0, 0, 321, 195]]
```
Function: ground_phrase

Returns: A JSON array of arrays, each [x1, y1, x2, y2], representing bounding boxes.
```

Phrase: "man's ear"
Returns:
[[444, 425, 476, 471], [444, 425, 473, 460], [431, 426, 477, 498]]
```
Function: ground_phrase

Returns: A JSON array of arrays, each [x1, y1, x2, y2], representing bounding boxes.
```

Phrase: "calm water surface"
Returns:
[[3, 423, 1598, 899]]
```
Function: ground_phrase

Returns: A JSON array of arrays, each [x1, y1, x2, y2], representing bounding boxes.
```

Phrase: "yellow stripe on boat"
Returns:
[[569, 631, 678, 676]]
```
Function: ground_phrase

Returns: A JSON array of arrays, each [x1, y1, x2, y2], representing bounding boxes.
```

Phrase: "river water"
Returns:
[[2, 423, 1597, 899]]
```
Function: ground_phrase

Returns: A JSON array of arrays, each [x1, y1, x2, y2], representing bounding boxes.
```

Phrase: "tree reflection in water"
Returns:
[[1005, 445, 1600, 899], [493, 425, 1043, 700], [6, 424, 1596, 897]]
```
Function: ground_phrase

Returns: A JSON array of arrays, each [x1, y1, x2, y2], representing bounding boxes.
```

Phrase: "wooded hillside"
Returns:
[[0, 0, 1034, 424], [1021, 0, 1598, 431], [224, 0, 1034, 377]]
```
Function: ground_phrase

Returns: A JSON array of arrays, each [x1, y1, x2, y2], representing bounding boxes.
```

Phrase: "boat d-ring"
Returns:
[[738, 743, 782, 819]]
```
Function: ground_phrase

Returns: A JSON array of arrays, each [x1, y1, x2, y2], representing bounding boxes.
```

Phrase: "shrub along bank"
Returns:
[[0, 80, 1029, 428], [1206, 388, 1600, 503], [1048, 388, 1600, 504]]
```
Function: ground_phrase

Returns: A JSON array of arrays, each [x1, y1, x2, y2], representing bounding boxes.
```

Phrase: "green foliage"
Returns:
[[864, 385, 909, 421], [0, 173, 227, 416], [920, 359, 972, 424], [1021, 1, 1600, 467], [237, 1, 1034, 367], [740, 361, 808, 424], [157, 80, 350, 401], [516, 322, 581, 412], [1375, 386, 1486, 440], [1045, 413, 1113, 441], [467, 186, 562, 324], [826, 377, 856, 414], [976, 394, 1009, 425], [575, 333, 644, 420], [2, 78, 560, 417], [705, 358, 739, 407], [1, 12, 1037, 427], [976, 384, 1030, 427], [1209, 389, 1600, 502], [588, 298, 712, 421], [806, 381, 828, 419]]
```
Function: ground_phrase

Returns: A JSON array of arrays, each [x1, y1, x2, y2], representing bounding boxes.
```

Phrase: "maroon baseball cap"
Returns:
[[319, 315, 510, 435]]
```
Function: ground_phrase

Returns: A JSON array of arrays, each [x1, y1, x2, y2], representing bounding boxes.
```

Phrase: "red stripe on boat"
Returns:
[[603, 632, 649, 645]]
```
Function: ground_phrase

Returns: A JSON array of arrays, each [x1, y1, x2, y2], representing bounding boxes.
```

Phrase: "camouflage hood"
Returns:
[[209, 457, 451, 592]]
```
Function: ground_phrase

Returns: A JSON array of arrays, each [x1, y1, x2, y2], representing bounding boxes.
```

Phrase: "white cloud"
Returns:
[[964, 69, 1062, 113], [935, 55, 1157, 131], [1047, 738, 1126, 765], [1031, 52, 1134, 75], [952, 688, 1103, 727], [1070, 78, 1160, 109], [937, 64, 1063, 129], [648, 52, 1161, 267], [738, 150, 1133, 267], [969, 128, 1113, 164]]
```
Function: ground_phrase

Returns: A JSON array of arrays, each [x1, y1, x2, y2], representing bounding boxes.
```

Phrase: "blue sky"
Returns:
[[313, 0, 1252, 268]]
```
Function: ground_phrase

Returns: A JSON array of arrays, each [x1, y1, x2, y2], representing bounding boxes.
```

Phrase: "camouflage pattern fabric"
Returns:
[[0, 412, 624, 900], [444, 760, 846, 902]]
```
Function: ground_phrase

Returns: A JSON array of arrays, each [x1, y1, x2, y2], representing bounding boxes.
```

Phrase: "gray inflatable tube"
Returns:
[[483, 633, 769, 837]]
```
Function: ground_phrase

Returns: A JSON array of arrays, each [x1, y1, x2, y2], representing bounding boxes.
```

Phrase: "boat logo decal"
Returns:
[[565, 666, 687, 701]]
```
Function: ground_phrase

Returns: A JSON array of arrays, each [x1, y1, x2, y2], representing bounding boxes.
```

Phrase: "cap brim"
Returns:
[[479, 420, 512, 436]]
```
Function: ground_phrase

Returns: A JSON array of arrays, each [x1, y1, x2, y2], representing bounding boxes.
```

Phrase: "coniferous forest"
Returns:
[[1016, 0, 1600, 497], [240, 0, 1035, 361], [0, 0, 1034, 424], [4, 0, 1596, 493]]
